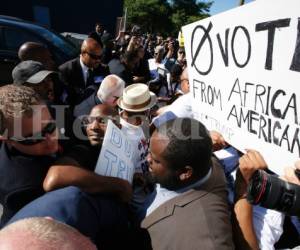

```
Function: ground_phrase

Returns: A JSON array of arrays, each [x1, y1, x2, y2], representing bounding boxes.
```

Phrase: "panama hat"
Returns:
[[117, 83, 157, 112]]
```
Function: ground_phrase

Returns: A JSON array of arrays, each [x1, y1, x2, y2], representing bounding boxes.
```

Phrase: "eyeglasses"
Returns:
[[85, 52, 102, 60], [9, 122, 57, 146], [82, 116, 118, 126], [178, 51, 185, 55]]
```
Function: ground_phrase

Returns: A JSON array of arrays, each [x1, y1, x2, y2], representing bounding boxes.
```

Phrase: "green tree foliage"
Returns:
[[124, 0, 212, 35], [170, 0, 212, 32], [124, 0, 172, 34]]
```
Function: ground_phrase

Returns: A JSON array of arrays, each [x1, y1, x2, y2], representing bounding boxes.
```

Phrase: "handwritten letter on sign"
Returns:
[[183, 0, 300, 174], [95, 120, 135, 183]]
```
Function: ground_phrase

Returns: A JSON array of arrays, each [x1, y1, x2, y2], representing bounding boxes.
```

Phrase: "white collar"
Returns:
[[146, 167, 212, 217], [79, 57, 89, 73]]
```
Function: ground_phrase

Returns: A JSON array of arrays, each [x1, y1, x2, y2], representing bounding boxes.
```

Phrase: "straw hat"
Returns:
[[117, 83, 157, 112]]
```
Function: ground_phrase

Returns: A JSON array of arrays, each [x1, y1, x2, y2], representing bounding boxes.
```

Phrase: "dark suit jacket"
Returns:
[[59, 58, 109, 106], [141, 158, 234, 250], [73, 92, 102, 118]]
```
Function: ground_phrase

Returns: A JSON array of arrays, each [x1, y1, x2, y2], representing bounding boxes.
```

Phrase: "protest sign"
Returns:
[[182, 0, 300, 174], [95, 120, 135, 183]]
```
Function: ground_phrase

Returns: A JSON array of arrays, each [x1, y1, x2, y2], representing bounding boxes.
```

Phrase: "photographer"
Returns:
[[233, 150, 285, 250], [163, 43, 186, 72], [132, 45, 151, 83]]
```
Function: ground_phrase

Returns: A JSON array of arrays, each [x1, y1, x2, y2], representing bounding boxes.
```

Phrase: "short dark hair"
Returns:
[[157, 118, 212, 178]]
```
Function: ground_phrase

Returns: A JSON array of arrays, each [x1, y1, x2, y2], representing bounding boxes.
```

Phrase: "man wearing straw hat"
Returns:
[[117, 83, 157, 223]]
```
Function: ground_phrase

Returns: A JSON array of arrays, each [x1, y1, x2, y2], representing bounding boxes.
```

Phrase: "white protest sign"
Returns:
[[182, 0, 300, 175], [95, 120, 135, 183]]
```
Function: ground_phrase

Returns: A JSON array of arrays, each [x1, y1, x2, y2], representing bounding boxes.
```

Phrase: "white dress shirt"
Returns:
[[79, 58, 90, 85]]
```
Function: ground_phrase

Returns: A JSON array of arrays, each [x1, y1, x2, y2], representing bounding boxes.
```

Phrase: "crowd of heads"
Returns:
[[1, 21, 299, 250]]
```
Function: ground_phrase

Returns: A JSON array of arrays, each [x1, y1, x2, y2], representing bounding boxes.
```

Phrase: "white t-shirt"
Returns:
[[120, 118, 152, 220], [253, 206, 284, 250], [217, 149, 284, 250], [120, 118, 148, 174]]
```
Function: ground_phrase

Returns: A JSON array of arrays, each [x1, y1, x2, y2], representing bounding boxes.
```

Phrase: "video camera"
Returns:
[[247, 169, 300, 216]]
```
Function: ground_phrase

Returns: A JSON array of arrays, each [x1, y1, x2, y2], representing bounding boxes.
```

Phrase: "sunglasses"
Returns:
[[9, 122, 57, 146], [82, 116, 118, 126], [178, 51, 185, 54], [85, 52, 102, 60]]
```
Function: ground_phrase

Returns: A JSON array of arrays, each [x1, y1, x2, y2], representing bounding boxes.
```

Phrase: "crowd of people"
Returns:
[[0, 22, 299, 249]]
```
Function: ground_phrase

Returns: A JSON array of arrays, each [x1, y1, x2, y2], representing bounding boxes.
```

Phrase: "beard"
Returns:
[[145, 170, 181, 191]]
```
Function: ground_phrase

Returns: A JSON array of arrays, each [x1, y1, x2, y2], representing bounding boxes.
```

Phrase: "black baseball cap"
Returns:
[[12, 60, 55, 85]]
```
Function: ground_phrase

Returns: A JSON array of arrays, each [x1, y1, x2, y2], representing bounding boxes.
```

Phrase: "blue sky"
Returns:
[[208, 0, 254, 15]]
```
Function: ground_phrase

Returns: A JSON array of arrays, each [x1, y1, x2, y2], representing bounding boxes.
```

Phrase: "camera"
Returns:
[[131, 25, 141, 36], [147, 67, 169, 96], [247, 170, 300, 215], [157, 67, 168, 78]]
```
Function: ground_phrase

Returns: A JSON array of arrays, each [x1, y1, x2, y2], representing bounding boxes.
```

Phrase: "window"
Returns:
[[3, 27, 43, 51]]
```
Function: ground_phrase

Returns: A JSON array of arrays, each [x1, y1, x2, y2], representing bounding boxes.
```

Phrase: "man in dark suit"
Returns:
[[59, 38, 110, 106], [73, 74, 124, 118], [141, 118, 234, 249]]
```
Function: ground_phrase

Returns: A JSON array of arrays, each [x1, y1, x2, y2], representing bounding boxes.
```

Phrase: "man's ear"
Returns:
[[179, 166, 193, 181]]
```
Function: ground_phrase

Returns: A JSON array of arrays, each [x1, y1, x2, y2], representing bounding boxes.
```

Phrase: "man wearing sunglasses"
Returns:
[[0, 85, 59, 226], [59, 38, 110, 106], [0, 85, 131, 227], [4, 104, 129, 248]]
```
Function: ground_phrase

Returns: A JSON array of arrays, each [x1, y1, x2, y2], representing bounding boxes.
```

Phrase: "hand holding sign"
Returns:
[[95, 120, 135, 184]]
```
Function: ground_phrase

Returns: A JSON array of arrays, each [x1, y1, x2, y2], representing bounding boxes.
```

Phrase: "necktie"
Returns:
[[86, 69, 94, 87]]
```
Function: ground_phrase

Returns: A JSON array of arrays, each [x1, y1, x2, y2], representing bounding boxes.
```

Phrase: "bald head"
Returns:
[[97, 74, 125, 106], [18, 42, 55, 70], [80, 38, 103, 68], [81, 38, 102, 53], [0, 217, 97, 250]]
